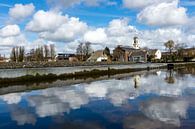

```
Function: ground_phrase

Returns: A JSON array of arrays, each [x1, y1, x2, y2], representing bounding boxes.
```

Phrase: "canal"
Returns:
[[0, 66, 195, 129]]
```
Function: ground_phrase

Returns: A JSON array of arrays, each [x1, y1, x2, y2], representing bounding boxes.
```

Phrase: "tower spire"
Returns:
[[133, 37, 140, 49]]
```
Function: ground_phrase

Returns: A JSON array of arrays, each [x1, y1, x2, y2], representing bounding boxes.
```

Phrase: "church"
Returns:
[[113, 37, 148, 62]]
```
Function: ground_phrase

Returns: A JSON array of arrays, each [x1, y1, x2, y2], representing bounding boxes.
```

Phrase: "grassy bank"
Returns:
[[0, 62, 194, 87], [0, 61, 135, 69], [0, 68, 145, 87]]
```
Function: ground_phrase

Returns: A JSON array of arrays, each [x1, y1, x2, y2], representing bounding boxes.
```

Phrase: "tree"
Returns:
[[44, 45, 50, 61], [35, 46, 44, 61], [18, 46, 25, 62], [10, 46, 25, 62], [50, 44, 56, 61], [164, 40, 175, 54], [175, 43, 187, 59], [76, 42, 84, 61], [104, 47, 110, 56], [10, 47, 16, 62], [83, 42, 92, 56]]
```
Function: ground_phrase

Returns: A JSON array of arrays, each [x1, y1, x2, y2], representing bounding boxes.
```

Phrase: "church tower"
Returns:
[[133, 37, 140, 49]]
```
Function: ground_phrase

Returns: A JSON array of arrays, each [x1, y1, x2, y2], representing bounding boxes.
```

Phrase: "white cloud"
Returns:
[[141, 97, 188, 126], [107, 18, 137, 36], [0, 34, 29, 56], [0, 24, 20, 37], [26, 10, 67, 32], [9, 3, 35, 20], [0, 93, 24, 104], [39, 17, 88, 42], [84, 28, 107, 43], [10, 105, 36, 125], [123, 0, 174, 9], [26, 10, 88, 42], [137, 0, 188, 26]]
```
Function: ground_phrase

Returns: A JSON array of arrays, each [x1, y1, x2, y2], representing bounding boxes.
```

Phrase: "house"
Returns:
[[113, 37, 147, 62], [113, 45, 136, 62], [87, 50, 110, 62], [180, 48, 195, 61], [56, 53, 75, 61], [129, 50, 148, 62], [56, 53, 78, 62], [148, 49, 162, 60]]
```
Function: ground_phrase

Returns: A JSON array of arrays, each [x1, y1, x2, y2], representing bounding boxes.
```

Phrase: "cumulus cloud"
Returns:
[[137, 0, 188, 26], [84, 28, 107, 43], [107, 18, 137, 36], [9, 3, 35, 20], [0, 34, 29, 56], [26, 10, 67, 32], [39, 17, 88, 42], [0, 24, 20, 37], [26, 10, 88, 42]]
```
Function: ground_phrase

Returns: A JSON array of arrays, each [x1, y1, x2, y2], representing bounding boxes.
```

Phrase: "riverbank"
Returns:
[[0, 61, 135, 69], [0, 62, 194, 87]]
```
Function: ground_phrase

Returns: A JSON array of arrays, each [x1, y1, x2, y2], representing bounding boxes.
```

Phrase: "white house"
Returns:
[[148, 49, 162, 60], [87, 50, 110, 62]]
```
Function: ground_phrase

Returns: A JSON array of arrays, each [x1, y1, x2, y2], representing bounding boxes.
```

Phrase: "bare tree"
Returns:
[[10, 46, 25, 62], [50, 44, 56, 61], [44, 45, 50, 61], [83, 42, 92, 56], [76, 42, 84, 61], [18, 46, 25, 62], [35, 46, 44, 61], [10, 47, 16, 62]]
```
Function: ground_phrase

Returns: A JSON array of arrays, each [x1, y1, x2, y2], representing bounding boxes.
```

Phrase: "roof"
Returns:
[[131, 50, 147, 57], [87, 50, 107, 61], [116, 45, 136, 51], [148, 49, 158, 55]]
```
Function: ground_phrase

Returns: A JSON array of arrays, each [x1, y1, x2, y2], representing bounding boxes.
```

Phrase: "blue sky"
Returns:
[[0, 0, 195, 55]]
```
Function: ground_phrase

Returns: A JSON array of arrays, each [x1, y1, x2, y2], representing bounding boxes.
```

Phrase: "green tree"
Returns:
[[164, 40, 175, 55]]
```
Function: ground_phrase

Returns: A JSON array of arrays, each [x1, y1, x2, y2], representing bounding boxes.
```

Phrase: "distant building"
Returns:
[[132, 37, 140, 49], [25, 49, 36, 62], [130, 50, 148, 62], [56, 53, 75, 60], [56, 53, 78, 62], [181, 48, 195, 61], [113, 37, 147, 62], [148, 49, 162, 60], [87, 50, 110, 62]]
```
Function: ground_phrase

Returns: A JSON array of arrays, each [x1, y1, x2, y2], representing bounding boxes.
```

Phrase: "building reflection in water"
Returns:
[[133, 75, 141, 89]]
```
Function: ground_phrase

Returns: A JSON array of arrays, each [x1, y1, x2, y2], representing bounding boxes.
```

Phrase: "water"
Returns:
[[0, 67, 195, 129]]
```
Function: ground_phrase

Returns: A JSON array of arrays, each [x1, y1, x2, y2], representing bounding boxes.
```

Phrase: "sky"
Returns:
[[0, 0, 195, 56]]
